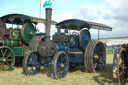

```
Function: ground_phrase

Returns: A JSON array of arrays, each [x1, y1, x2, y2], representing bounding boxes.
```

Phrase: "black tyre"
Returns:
[[52, 51, 69, 79], [113, 48, 127, 85], [23, 51, 41, 75], [84, 40, 106, 72]]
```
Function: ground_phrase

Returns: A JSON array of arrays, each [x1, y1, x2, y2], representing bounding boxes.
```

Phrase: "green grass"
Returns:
[[0, 54, 114, 85], [106, 51, 114, 55]]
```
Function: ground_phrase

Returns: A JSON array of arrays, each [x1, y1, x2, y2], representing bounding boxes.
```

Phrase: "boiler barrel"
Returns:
[[56, 43, 68, 52], [0, 39, 22, 48]]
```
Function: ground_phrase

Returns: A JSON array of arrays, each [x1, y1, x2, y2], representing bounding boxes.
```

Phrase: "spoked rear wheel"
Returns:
[[52, 51, 69, 79], [84, 40, 106, 72], [0, 46, 15, 71], [23, 51, 41, 75], [113, 48, 127, 85]]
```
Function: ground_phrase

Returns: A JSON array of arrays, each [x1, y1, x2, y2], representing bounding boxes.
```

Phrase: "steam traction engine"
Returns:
[[23, 8, 112, 79], [0, 14, 56, 71], [113, 44, 128, 85]]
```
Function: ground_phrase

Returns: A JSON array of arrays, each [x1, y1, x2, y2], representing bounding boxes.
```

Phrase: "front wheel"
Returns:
[[52, 51, 69, 79], [0, 46, 15, 71], [23, 51, 41, 75]]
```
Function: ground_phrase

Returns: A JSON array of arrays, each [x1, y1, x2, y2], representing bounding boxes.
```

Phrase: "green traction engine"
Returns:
[[0, 14, 57, 71]]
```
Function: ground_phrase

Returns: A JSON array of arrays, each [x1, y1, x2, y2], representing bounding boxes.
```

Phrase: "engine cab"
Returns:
[[52, 27, 91, 63]]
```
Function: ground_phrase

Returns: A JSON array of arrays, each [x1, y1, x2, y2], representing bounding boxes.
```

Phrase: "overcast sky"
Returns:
[[0, 0, 128, 39]]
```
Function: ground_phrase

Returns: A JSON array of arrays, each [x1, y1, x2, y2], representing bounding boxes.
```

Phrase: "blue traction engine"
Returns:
[[23, 8, 112, 79]]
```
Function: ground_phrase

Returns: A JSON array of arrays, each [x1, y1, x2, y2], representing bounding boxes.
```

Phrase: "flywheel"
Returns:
[[79, 29, 91, 50], [21, 22, 36, 44]]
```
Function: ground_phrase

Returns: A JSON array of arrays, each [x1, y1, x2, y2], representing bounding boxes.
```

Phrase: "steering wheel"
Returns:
[[72, 31, 78, 35]]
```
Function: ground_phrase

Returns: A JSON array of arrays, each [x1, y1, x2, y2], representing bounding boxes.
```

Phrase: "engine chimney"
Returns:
[[45, 8, 52, 42]]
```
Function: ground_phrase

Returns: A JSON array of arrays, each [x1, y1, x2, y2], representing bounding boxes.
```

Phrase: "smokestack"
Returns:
[[45, 8, 52, 42]]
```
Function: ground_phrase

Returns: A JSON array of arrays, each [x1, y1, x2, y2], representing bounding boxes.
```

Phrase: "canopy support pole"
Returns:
[[98, 29, 100, 40]]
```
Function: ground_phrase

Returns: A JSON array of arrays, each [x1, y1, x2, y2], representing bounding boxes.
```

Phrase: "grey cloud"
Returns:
[[52, 0, 128, 39], [73, 1, 128, 38], [104, 0, 128, 22]]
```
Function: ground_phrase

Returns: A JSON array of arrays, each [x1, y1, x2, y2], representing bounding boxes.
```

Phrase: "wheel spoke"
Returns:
[[1, 62, 5, 70], [60, 55, 63, 63], [58, 69, 62, 78], [0, 58, 2, 61], [57, 68, 61, 74], [57, 62, 60, 67], [35, 65, 40, 69], [59, 70, 63, 78], [31, 67, 34, 71], [120, 72, 124, 81], [26, 66, 31, 71], [0, 62, 3, 68], [93, 63, 97, 69], [97, 49, 103, 56], [6, 59, 12, 61], [61, 55, 64, 63], [5, 53, 12, 60], [5, 61, 10, 66], [95, 44, 102, 52], [1, 49, 4, 57], [35, 62, 41, 66], [3, 49, 7, 58], [119, 71, 123, 77], [57, 63, 61, 69], [27, 61, 34, 65], [64, 67, 68, 71], [119, 63, 124, 68]]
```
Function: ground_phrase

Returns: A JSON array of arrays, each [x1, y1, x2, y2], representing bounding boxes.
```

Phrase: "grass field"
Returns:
[[0, 54, 114, 85]]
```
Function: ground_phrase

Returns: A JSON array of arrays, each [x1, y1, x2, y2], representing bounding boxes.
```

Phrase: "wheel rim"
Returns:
[[53, 52, 69, 79], [0, 46, 15, 71], [93, 42, 106, 72], [25, 52, 41, 75]]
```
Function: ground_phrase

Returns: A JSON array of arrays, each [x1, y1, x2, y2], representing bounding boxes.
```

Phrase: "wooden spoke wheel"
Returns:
[[52, 51, 69, 79], [0, 46, 15, 71], [84, 40, 106, 72], [23, 51, 41, 75], [113, 48, 127, 85]]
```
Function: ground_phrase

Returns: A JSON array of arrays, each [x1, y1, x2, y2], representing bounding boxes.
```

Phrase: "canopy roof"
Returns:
[[56, 19, 112, 31], [0, 14, 57, 25]]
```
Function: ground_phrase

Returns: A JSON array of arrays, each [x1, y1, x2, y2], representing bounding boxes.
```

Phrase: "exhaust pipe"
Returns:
[[45, 8, 52, 42]]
